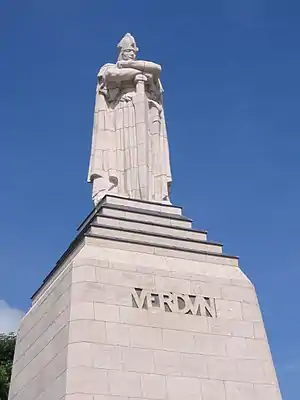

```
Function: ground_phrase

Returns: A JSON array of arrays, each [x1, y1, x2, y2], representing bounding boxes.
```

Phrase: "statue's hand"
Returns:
[[145, 73, 154, 82], [134, 73, 148, 83]]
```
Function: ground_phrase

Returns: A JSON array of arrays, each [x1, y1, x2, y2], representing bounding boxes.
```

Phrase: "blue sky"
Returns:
[[1, 0, 299, 397]]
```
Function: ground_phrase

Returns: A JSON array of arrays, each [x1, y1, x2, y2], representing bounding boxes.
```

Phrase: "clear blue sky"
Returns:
[[1, 0, 299, 398]]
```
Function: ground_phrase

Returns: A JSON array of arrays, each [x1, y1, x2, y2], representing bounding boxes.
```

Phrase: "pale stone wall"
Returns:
[[63, 239, 281, 400], [8, 261, 73, 400], [9, 196, 282, 400]]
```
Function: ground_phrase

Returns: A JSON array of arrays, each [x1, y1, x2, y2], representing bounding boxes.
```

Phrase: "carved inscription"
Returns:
[[131, 288, 216, 318]]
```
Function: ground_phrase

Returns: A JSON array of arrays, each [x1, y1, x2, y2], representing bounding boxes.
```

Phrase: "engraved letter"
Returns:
[[131, 288, 148, 309], [202, 297, 216, 318], [187, 295, 202, 315], [188, 296, 216, 317], [173, 294, 191, 314], [159, 293, 175, 312], [147, 292, 160, 309]]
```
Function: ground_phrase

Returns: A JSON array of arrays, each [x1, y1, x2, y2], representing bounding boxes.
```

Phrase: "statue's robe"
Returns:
[[88, 63, 172, 204]]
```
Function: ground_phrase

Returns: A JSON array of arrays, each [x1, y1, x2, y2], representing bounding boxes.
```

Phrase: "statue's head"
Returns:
[[117, 33, 138, 61]]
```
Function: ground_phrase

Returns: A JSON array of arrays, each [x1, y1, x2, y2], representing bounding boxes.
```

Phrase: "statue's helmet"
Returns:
[[117, 33, 139, 55]]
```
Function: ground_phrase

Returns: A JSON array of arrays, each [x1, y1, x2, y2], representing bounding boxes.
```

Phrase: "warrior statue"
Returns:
[[88, 33, 172, 205]]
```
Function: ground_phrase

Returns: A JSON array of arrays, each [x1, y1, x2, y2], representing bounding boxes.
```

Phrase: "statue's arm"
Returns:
[[117, 60, 161, 76], [102, 66, 140, 83]]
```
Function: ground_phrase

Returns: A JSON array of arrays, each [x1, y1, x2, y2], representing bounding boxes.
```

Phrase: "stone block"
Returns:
[[120, 298, 208, 333], [95, 267, 155, 290], [221, 285, 257, 303], [200, 379, 226, 400], [231, 320, 254, 338], [242, 302, 262, 322], [254, 322, 267, 339], [70, 302, 94, 320], [90, 225, 218, 254], [231, 276, 253, 288], [31, 263, 72, 309], [115, 218, 207, 241], [68, 343, 93, 368], [15, 291, 70, 362], [162, 329, 196, 353], [237, 359, 270, 384], [207, 357, 239, 381], [12, 307, 69, 377], [207, 318, 232, 336], [155, 275, 191, 294], [194, 333, 227, 356], [11, 324, 69, 397], [190, 281, 222, 298], [65, 395, 94, 400], [94, 303, 120, 322], [66, 367, 109, 395], [215, 299, 243, 320], [72, 265, 96, 283], [208, 318, 254, 338], [153, 350, 181, 376], [119, 306, 154, 327], [96, 216, 121, 229], [225, 381, 255, 400], [130, 325, 163, 349], [263, 360, 279, 385], [135, 263, 171, 277], [141, 373, 166, 399], [93, 343, 122, 370], [86, 235, 156, 256], [106, 322, 130, 346], [166, 376, 201, 400], [38, 370, 67, 400], [73, 258, 109, 269], [101, 207, 191, 229], [153, 246, 238, 266], [14, 346, 67, 400], [254, 384, 282, 400], [122, 347, 154, 373], [71, 281, 131, 307], [69, 320, 106, 344], [171, 259, 238, 282], [180, 353, 208, 378], [226, 337, 270, 360], [171, 313, 208, 334], [170, 218, 192, 229], [102, 195, 182, 216], [108, 370, 142, 397], [110, 260, 138, 272], [100, 207, 127, 219]]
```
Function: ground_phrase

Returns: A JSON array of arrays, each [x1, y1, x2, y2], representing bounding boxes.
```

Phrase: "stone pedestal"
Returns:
[[9, 196, 282, 400]]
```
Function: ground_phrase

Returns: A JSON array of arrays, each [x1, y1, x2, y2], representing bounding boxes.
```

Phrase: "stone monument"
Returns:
[[9, 34, 282, 400], [88, 33, 171, 205]]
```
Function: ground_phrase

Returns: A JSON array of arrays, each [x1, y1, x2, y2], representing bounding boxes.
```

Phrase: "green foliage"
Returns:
[[0, 333, 16, 400]]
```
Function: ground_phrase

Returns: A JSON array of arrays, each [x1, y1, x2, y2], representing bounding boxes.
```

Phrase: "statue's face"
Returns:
[[121, 49, 136, 61]]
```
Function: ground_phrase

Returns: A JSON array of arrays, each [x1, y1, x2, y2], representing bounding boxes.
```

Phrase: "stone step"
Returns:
[[99, 205, 193, 229], [101, 195, 182, 216], [88, 225, 223, 254], [95, 215, 208, 242]]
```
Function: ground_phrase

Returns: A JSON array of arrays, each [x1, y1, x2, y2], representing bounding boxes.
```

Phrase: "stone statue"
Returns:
[[88, 33, 172, 205]]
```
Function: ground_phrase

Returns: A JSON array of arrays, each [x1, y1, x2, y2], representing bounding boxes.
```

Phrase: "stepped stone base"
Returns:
[[9, 196, 282, 400]]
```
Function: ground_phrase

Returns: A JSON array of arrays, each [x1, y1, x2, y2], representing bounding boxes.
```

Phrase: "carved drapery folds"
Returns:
[[88, 33, 172, 205]]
